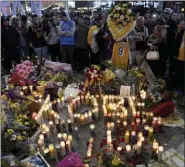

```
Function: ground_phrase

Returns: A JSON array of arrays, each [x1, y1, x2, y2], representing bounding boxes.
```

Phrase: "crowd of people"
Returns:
[[1, 7, 184, 92]]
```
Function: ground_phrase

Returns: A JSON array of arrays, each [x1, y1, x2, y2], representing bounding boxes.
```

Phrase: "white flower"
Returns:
[[120, 15, 124, 20], [116, 7, 121, 10], [113, 14, 117, 18], [127, 9, 132, 15], [94, 70, 97, 73]]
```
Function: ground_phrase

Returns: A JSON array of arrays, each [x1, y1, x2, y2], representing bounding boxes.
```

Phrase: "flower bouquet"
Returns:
[[107, 3, 136, 41], [84, 65, 104, 87]]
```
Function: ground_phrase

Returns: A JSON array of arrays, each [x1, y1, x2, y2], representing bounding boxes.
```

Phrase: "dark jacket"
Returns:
[[28, 23, 47, 48], [2, 25, 20, 52], [75, 23, 89, 49]]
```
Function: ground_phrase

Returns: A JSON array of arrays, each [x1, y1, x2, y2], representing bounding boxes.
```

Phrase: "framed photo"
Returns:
[[21, 152, 50, 167], [120, 85, 131, 98]]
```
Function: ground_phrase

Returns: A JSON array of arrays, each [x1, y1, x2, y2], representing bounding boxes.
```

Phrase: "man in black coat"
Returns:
[[1, 16, 20, 73]]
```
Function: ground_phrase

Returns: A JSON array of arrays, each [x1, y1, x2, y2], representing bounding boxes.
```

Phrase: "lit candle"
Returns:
[[84, 112, 89, 123], [45, 127, 50, 139], [126, 144, 131, 159], [136, 111, 140, 119], [66, 140, 72, 152], [148, 127, 154, 140], [140, 136, 145, 143], [39, 134, 44, 141], [56, 144, 61, 161], [157, 146, 164, 160], [49, 121, 54, 133], [60, 141, 66, 155], [49, 144, 55, 159], [89, 124, 95, 134], [153, 140, 159, 153], [136, 118, 141, 131], [117, 146, 122, 153], [74, 126, 78, 136], [142, 118, 146, 125], [107, 130, 111, 136], [132, 111, 136, 122], [68, 135, 73, 143], [67, 119, 72, 132], [110, 122, 115, 132], [131, 131, 136, 144], [43, 148, 49, 158], [76, 96, 80, 107], [88, 111, 92, 122], [87, 151, 91, 157], [125, 130, 130, 144], [138, 132, 143, 141], [136, 141, 142, 154], [85, 94, 89, 105], [49, 110, 55, 121], [63, 133, 67, 141], [144, 125, 150, 136], [146, 112, 150, 124], [107, 136, 112, 145], [57, 133, 62, 142], [123, 121, 127, 131], [29, 85, 33, 93], [107, 122, 111, 130], [38, 138, 45, 150], [131, 122, 136, 131]]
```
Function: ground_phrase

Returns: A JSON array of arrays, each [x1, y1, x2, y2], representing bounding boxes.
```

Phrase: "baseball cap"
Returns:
[[164, 8, 173, 13]]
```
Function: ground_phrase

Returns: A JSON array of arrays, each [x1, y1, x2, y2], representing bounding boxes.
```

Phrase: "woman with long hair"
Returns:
[[146, 25, 166, 77], [45, 18, 61, 62]]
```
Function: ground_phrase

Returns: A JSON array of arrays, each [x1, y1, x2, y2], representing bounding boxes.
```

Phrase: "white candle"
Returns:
[[57, 133, 62, 142], [63, 133, 67, 141], [117, 146, 122, 152], [39, 134, 44, 141], [88, 111, 92, 122], [110, 122, 115, 132], [157, 146, 164, 160], [87, 151, 91, 157], [107, 130, 111, 136], [89, 124, 95, 133], [60, 141, 66, 155], [126, 145, 131, 158], [68, 134, 73, 143], [38, 138, 45, 150], [136, 141, 142, 154], [66, 140, 72, 152], [107, 136, 112, 145], [84, 112, 89, 123]]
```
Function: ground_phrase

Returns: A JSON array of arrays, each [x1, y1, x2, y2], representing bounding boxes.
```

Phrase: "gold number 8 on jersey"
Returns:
[[118, 47, 124, 57]]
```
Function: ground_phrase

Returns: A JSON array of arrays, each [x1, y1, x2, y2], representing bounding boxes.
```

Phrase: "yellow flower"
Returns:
[[122, 4, 128, 7], [127, 9, 132, 15], [1, 94, 7, 101], [113, 14, 117, 18]]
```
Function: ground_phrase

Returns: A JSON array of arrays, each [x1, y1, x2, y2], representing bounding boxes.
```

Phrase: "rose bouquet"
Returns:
[[107, 3, 136, 41], [84, 65, 104, 87]]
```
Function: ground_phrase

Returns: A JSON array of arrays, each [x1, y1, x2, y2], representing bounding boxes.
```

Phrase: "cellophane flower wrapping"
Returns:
[[44, 60, 73, 76], [57, 152, 84, 167]]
